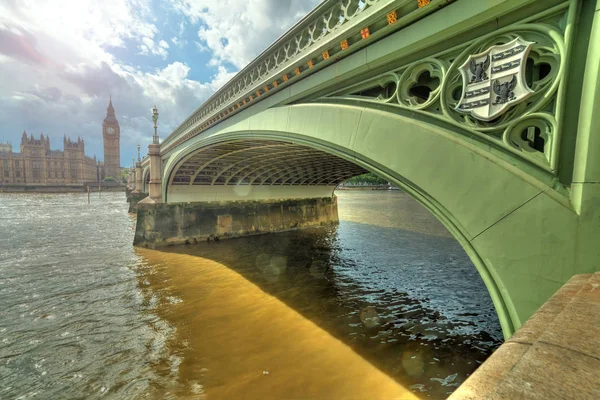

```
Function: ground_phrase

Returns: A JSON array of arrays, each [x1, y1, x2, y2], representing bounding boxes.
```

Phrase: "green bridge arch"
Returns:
[[136, 0, 600, 340], [160, 102, 595, 338]]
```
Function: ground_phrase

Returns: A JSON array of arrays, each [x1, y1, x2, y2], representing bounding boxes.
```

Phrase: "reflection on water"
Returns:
[[336, 190, 453, 237], [0, 193, 174, 399], [0, 190, 502, 399], [137, 250, 417, 400], [137, 190, 502, 399]]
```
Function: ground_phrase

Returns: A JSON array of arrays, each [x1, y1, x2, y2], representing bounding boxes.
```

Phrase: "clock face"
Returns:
[[107, 127, 115, 134]]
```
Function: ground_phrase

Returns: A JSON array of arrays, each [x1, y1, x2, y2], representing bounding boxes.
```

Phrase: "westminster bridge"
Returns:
[[126, 0, 600, 357]]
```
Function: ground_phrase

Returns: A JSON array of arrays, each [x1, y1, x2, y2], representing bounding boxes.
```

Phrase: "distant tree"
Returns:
[[343, 172, 388, 185], [104, 176, 116, 182]]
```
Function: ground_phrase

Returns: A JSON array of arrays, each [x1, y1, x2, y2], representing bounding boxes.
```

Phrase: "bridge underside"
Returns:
[[167, 140, 367, 203]]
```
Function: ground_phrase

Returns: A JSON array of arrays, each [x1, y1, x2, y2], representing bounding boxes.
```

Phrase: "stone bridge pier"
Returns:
[[132, 139, 367, 245], [134, 195, 339, 246]]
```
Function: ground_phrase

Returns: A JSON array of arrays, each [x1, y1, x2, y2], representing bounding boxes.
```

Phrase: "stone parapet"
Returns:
[[450, 272, 600, 399], [133, 196, 338, 247]]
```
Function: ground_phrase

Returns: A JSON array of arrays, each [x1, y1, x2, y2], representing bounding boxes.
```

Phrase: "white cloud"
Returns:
[[0, 0, 159, 65], [0, 0, 243, 163], [138, 38, 170, 59], [171, 36, 188, 48], [195, 41, 209, 53], [168, 0, 320, 69], [0, 0, 320, 164]]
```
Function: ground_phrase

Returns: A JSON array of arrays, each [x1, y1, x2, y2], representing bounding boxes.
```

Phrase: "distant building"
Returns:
[[102, 97, 121, 179], [0, 143, 11, 154], [0, 97, 123, 188], [0, 133, 102, 186]]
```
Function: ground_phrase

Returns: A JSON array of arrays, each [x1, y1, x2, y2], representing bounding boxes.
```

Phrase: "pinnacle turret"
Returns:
[[106, 95, 115, 116]]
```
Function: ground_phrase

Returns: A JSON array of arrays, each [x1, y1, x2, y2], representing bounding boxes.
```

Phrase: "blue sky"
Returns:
[[0, 0, 319, 166]]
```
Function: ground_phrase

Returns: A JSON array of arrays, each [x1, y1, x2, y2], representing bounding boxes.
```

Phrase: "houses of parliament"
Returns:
[[0, 99, 121, 187]]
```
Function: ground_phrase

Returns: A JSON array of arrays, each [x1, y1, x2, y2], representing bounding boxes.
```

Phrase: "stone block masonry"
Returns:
[[133, 196, 338, 248], [126, 191, 146, 213], [449, 272, 600, 400]]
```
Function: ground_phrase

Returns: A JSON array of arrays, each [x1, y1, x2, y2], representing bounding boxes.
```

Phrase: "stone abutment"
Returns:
[[133, 196, 339, 248]]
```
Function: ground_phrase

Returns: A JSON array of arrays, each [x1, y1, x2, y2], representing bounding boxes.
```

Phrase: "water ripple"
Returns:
[[0, 192, 175, 399]]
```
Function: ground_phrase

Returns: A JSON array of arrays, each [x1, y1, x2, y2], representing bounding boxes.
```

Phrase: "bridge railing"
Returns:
[[141, 155, 150, 168], [160, 0, 448, 154]]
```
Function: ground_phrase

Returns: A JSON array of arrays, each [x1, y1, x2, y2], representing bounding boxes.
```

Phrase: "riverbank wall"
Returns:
[[336, 185, 400, 191], [0, 184, 125, 193], [133, 196, 338, 248], [450, 272, 600, 399]]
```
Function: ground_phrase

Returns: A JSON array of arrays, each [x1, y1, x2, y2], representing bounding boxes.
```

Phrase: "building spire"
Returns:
[[106, 95, 115, 117]]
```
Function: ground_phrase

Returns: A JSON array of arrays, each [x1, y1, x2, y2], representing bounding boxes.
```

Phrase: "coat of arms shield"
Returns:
[[455, 37, 535, 121]]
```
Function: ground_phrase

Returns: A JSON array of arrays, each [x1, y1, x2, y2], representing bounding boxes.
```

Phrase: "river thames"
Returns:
[[0, 190, 501, 399]]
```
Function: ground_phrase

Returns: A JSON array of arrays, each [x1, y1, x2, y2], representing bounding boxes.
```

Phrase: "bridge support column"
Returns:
[[133, 162, 142, 194], [133, 196, 338, 248], [127, 162, 146, 213], [132, 169, 137, 191], [148, 143, 162, 203]]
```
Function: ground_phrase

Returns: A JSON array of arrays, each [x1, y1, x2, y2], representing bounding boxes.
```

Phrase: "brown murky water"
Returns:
[[134, 190, 502, 399], [0, 190, 501, 399], [136, 250, 417, 400]]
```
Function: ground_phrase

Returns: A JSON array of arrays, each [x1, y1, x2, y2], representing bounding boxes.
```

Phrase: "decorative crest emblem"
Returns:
[[455, 37, 535, 121]]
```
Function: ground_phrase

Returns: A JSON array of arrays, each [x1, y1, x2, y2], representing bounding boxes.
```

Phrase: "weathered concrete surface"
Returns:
[[133, 196, 338, 247], [126, 190, 146, 213], [450, 272, 600, 400]]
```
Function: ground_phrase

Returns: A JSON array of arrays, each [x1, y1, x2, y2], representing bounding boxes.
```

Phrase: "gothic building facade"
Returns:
[[102, 98, 121, 179], [0, 98, 122, 187], [0, 133, 101, 186]]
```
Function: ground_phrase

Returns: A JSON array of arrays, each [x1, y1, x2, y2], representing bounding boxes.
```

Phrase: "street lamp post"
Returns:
[[131, 157, 137, 192], [152, 106, 159, 144], [148, 105, 162, 202], [134, 146, 142, 194]]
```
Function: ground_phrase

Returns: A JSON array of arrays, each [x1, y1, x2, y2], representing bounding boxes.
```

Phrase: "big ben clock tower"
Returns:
[[102, 97, 121, 179]]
